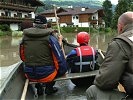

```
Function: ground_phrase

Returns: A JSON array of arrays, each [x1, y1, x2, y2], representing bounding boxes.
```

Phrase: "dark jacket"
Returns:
[[22, 27, 58, 82], [94, 24, 133, 97], [23, 28, 54, 66]]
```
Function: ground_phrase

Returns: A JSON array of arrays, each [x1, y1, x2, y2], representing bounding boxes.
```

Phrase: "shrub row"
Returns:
[[0, 25, 117, 36], [60, 27, 116, 35]]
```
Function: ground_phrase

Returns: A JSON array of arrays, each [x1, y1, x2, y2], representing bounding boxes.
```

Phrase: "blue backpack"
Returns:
[[49, 34, 67, 76]]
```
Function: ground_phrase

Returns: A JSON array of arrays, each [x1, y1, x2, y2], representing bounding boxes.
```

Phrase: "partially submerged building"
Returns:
[[0, 0, 44, 30], [40, 6, 105, 28]]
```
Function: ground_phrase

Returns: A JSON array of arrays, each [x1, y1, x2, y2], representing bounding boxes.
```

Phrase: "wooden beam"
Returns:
[[21, 79, 29, 100]]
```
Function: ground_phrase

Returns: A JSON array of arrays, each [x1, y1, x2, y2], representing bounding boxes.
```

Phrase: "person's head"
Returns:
[[77, 32, 90, 46], [34, 15, 47, 28], [117, 11, 133, 34], [21, 20, 33, 30]]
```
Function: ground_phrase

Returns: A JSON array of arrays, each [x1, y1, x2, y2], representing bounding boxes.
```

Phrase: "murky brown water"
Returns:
[[0, 33, 115, 67], [0, 33, 116, 100]]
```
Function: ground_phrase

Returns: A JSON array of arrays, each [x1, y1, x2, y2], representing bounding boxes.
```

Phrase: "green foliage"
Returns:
[[36, 0, 102, 13], [77, 27, 90, 33], [61, 27, 76, 33], [111, 0, 132, 29], [0, 30, 5, 36], [12, 31, 23, 37], [52, 26, 115, 35], [0, 30, 12, 36], [0, 24, 11, 32], [102, 0, 113, 28], [104, 27, 112, 33], [0, 24, 12, 36]]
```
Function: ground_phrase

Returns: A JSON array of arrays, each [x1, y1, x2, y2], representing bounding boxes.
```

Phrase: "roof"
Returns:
[[40, 7, 67, 14], [26, 0, 45, 7], [57, 7, 99, 16]]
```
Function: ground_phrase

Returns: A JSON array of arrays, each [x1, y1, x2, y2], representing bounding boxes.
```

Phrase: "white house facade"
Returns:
[[0, 0, 44, 31]]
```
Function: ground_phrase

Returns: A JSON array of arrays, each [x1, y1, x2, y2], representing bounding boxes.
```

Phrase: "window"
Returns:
[[92, 16, 96, 20], [76, 16, 78, 19], [73, 15, 78, 19], [28, 14, 32, 18], [17, 12, 22, 18], [73, 16, 75, 19]]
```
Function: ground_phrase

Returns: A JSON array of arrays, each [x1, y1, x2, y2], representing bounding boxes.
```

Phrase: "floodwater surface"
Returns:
[[0, 33, 114, 67], [0, 33, 115, 100]]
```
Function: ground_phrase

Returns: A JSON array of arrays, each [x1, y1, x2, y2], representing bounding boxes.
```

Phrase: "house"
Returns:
[[0, 0, 44, 31], [40, 7, 68, 26], [40, 6, 105, 28]]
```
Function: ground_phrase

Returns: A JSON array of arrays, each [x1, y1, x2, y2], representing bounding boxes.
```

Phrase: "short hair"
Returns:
[[118, 11, 133, 26]]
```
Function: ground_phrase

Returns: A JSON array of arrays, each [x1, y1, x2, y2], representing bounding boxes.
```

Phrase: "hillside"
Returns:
[[42, 0, 103, 8], [37, 0, 116, 13]]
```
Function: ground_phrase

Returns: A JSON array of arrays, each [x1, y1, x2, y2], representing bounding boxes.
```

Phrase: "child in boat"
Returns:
[[66, 32, 99, 86]]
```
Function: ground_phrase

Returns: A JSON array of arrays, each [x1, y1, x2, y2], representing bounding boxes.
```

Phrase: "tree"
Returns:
[[128, 0, 133, 11], [111, 0, 133, 29], [102, 0, 113, 28]]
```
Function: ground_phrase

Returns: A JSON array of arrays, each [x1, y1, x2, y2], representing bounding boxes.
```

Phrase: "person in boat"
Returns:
[[21, 20, 33, 30], [21, 15, 67, 95], [86, 11, 133, 100], [66, 32, 99, 86]]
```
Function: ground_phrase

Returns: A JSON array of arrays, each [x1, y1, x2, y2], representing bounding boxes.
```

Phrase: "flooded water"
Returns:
[[0, 33, 116, 100], [0, 36, 22, 67], [0, 33, 115, 67]]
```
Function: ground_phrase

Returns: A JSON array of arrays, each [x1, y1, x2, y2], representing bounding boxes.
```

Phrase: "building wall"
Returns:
[[10, 24, 19, 31], [91, 12, 98, 25], [0, 1, 36, 31], [42, 13, 55, 17], [79, 22, 90, 27], [92, 12, 98, 20], [60, 23, 67, 27], [59, 15, 72, 23], [30, 12, 35, 18], [10, 11, 17, 17], [0, 10, 5, 16], [46, 17, 57, 22], [72, 15, 79, 26], [22, 12, 28, 18], [79, 14, 89, 22]]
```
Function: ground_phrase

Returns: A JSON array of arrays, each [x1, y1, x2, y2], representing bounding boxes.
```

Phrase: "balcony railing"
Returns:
[[90, 20, 103, 24], [0, 16, 33, 23], [0, 2, 35, 12]]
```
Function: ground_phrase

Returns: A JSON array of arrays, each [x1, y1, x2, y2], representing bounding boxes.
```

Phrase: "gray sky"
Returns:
[[110, 0, 118, 5]]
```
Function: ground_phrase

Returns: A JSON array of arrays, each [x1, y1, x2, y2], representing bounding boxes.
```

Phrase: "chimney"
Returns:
[[81, 7, 85, 11]]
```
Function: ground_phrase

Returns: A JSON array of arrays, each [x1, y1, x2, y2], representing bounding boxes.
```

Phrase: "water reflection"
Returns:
[[0, 34, 115, 67], [0, 36, 22, 67]]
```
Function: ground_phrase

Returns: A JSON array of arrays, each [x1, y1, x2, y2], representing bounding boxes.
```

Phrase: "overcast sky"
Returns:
[[109, 0, 118, 5]]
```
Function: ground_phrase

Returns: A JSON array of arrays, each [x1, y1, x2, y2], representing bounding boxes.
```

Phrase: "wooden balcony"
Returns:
[[90, 20, 97, 24], [90, 20, 103, 25], [0, 16, 33, 23], [0, 2, 35, 12]]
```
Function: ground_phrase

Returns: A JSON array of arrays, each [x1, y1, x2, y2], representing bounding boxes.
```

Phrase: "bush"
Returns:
[[0, 30, 5, 36], [0, 30, 12, 36], [61, 27, 76, 33], [104, 27, 112, 33], [0, 24, 11, 32], [77, 27, 89, 32]]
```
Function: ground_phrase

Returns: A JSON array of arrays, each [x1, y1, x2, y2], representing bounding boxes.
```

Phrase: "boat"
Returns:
[[0, 45, 105, 100]]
